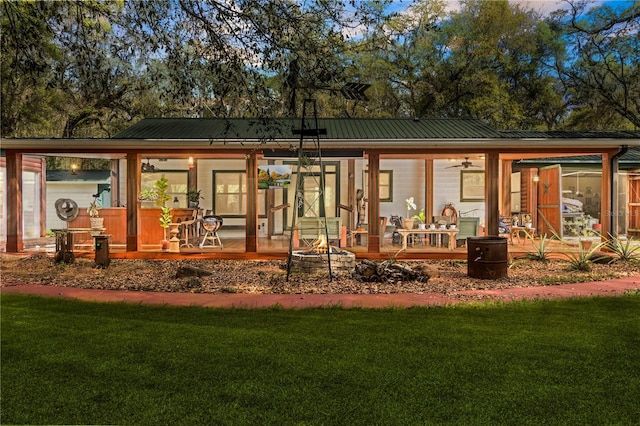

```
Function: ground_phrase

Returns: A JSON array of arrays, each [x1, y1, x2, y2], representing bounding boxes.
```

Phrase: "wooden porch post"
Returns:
[[5, 151, 23, 252], [601, 149, 621, 238], [246, 152, 258, 252], [125, 152, 140, 251], [425, 159, 434, 222], [500, 159, 512, 217], [110, 159, 120, 207], [188, 158, 197, 190], [485, 153, 500, 236], [367, 153, 380, 252], [348, 159, 355, 232], [39, 158, 47, 237], [267, 159, 275, 238]]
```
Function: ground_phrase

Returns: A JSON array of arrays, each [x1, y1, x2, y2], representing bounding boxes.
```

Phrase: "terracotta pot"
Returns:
[[580, 240, 593, 251]]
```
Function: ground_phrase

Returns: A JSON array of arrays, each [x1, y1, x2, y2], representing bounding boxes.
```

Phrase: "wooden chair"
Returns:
[[498, 216, 513, 244], [456, 217, 480, 247]]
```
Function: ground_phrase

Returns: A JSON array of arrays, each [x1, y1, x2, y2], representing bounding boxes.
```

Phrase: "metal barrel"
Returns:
[[467, 236, 508, 279]]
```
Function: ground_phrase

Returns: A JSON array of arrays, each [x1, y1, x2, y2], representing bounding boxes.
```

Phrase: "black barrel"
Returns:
[[467, 236, 508, 279], [93, 234, 111, 268]]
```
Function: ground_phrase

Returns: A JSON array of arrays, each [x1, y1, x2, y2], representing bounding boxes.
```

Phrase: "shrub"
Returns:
[[606, 235, 640, 262], [523, 234, 551, 262], [564, 240, 608, 272]]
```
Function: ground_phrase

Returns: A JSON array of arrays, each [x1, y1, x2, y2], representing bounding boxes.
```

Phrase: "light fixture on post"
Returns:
[[533, 174, 539, 183], [188, 157, 194, 169], [71, 164, 78, 175]]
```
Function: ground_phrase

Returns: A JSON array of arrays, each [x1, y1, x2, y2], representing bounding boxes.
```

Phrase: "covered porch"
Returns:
[[1, 119, 637, 259]]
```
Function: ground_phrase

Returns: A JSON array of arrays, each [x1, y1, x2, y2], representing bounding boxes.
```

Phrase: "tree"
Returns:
[[550, 0, 640, 128], [429, 0, 565, 129]]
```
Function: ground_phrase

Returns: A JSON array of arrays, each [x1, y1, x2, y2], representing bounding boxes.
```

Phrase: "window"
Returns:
[[364, 170, 393, 202], [141, 171, 188, 207], [213, 171, 246, 216], [379, 170, 393, 202]]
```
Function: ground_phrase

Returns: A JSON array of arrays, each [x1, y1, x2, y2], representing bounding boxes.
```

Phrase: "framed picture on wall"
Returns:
[[460, 170, 485, 201]]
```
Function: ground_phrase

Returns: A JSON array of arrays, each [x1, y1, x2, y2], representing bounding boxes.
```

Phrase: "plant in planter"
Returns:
[[87, 190, 107, 232], [138, 189, 157, 201], [403, 197, 417, 229], [153, 177, 173, 249], [187, 188, 203, 209], [413, 209, 427, 229]]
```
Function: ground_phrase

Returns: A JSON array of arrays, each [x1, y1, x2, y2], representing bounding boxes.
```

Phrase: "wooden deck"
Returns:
[[9, 232, 593, 262]]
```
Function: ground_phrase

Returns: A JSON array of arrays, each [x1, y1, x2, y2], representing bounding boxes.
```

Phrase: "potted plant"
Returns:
[[187, 187, 203, 209], [87, 192, 104, 232], [403, 197, 416, 229], [413, 209, 427, 229], [579, 224, 594, 251], [153, 177, 172, 250]]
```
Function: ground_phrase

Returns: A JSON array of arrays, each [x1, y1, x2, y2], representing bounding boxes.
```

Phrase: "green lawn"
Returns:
[[2, 293, 639, 425]]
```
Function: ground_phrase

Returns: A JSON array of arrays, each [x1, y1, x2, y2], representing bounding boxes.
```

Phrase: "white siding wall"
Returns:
[[433, 160, 485, 226], [46, 182, 105, 230], [379, 159, 425, 219]]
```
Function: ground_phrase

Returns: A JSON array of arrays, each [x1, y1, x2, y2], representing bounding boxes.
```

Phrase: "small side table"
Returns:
[[511, 226, 535, 244], [349, 229, 368, 246]]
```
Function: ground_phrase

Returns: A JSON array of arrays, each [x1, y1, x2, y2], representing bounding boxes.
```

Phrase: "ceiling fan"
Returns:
[[446, 157, 480, 169]]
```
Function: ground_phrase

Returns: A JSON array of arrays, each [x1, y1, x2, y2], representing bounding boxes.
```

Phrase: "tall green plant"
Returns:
[[523, 234, 551, 262], [606, 235, 640, 262], [563, 239, 607, 272], [154, 177, 172, 239]]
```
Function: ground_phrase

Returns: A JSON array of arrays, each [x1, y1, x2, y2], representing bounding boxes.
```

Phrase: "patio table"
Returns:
[[397, 228, 459, 251]]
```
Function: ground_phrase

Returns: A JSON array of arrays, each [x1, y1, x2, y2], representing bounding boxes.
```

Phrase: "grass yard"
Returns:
[[2, 293, 639, 425]]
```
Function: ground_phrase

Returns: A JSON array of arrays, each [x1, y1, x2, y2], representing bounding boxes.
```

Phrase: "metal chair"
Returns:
[[199, 215, 223, 249]]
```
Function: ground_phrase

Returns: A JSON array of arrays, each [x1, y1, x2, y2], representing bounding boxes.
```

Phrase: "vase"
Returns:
[[90, 217, 104, 229], [418, 223, 427, 230], [579, 239, 592, 251], [402, 218, 414, 229]]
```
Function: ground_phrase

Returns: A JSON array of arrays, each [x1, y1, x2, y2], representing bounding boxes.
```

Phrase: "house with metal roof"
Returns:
[[1, 117, 638, 258]]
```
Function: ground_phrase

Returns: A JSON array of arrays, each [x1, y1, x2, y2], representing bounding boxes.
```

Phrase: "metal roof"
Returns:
[[3, 118, 637, 153], [514, 146, 640, 170], [501, 130, 640, 139], [112, 117, 505, 140]]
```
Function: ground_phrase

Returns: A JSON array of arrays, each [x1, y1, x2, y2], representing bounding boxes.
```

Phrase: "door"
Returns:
[[537, 165, 563, 237], [285, 167, 337, 226]]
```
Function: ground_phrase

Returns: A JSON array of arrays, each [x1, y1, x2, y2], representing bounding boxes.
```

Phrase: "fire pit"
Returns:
[[289, 248, 356, 275]]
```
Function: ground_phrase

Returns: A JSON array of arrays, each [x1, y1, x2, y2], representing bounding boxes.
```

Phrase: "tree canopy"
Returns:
[[2, 0, 638, 138]]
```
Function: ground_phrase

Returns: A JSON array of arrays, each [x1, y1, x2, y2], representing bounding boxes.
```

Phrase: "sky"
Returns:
[[388, 0, 625, 15]]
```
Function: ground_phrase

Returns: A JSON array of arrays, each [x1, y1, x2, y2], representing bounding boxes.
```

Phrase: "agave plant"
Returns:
[[523, 234, 551, 262], [564, 239, 608, 272], [606, 235, 640, 262]]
